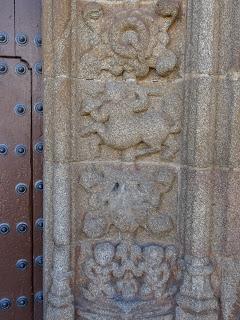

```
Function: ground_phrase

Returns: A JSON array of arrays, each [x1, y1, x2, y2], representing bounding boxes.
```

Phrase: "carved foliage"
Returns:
[[77, 0, 181, 80]]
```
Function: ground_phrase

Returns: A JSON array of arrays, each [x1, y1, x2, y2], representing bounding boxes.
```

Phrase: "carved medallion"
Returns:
[[76, 0, 181, 80]]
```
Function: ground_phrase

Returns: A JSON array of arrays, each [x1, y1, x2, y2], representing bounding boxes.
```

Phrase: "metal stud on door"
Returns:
[[0, 58, 32, 320]]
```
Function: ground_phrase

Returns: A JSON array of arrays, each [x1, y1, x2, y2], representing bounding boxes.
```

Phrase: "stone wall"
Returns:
[[43, 0, 240, 319]]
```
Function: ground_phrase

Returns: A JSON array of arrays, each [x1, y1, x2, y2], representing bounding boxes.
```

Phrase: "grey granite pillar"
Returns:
[[176, 2, 219, 318]]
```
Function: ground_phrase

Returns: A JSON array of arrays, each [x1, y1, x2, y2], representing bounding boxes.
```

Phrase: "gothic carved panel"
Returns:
[[73, 0, 184, 81]]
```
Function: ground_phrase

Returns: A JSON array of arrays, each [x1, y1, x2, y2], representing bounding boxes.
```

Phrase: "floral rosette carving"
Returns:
[[79, 0, 181, 80]]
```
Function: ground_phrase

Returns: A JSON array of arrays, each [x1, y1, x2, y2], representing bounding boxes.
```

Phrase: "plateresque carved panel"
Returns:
[[44, 0, 240, 319], [73, 0, 185, 81], [72, 80, 183, 162]]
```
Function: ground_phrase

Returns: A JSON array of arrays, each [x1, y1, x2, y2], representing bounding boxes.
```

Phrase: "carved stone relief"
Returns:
[[73, 164, 178, 241], [43, 0, 240, 319], [73, 0, 184, 81], [76, 241, 181, 319], [72, 80, 183, 162]]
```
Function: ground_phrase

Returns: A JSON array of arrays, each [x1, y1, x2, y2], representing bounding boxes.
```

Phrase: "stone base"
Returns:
[[176, 307, 218, 320]]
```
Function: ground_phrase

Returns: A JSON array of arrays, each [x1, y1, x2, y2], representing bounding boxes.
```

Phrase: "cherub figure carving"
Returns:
[[113, 241, 143, 299], [78, 241, 180, 318], [80, 82, 180, 161], [82, 242, 116, 301], [140, 246, 170, 300]]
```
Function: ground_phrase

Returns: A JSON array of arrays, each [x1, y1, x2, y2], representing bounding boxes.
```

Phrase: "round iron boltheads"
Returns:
[[35, 142, 44, 153], [35, 180, 43, 191], [16, 296, 28, 308], [14, 104, 26, 116], [16, 222, 28, 233], [34, 291, 43, 303], [15, 183, 28, 195], [0, 223, 10, 235], [35, 218, 44, 230], [35, 255, 43, 267], [15, 63, 27, 75], [15, 144, 27, 156], [34, 33, 42, 47], [0, 62, 8, 74], [16, 33, 28, 46], [0, 32, 8, 44], [16, 259, 29, 270], [34, 102, 43, 114], [34, 62, 42, 75], [0, 144, 8, 155], [0, 298, 11, 310]]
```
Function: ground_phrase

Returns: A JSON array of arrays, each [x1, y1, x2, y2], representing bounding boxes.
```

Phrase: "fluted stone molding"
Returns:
[[43, 1, 74, 319], [176, 0, 220, 319]]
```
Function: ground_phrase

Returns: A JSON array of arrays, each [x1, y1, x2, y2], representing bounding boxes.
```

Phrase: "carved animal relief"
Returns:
[[77, 0, 181, 80], [79, 81, 181, 161]]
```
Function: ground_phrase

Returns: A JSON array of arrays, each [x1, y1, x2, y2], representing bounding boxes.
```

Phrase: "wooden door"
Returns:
[[0, 1, 43, 319]]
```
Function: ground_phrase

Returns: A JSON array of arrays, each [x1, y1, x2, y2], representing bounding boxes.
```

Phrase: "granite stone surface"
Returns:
[[43, 0, 240, 319]]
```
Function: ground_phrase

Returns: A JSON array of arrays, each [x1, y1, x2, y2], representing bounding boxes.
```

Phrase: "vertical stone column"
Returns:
[[43, 1, 74, 319], [176, 0, 219, 319]]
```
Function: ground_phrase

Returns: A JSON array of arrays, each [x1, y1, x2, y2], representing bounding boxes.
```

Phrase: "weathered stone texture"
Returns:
[[43, 0, 240, 319]]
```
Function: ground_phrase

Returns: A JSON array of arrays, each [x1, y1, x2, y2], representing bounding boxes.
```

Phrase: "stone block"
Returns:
[[216, 0, 240, 74], [179, 167, 214, 257], [43, 77, 72, 163], [219, 258, 240, 320], [214, 77, 240, 168], [42, 0, 72, 78]]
